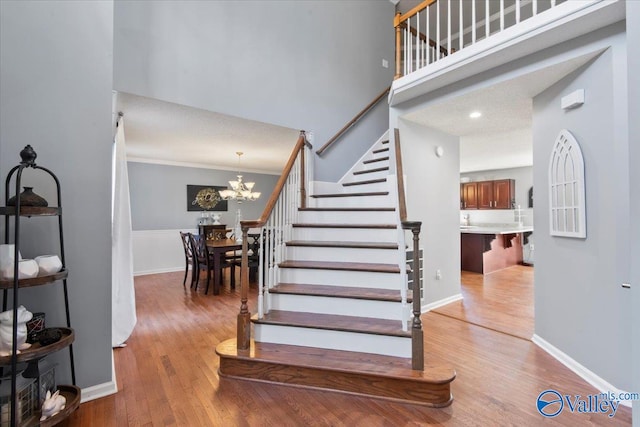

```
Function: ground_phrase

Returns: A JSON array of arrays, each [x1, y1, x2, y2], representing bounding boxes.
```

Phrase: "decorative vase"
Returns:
[[0, 244, 22, 280], [7, 187, 48, 207], [0, 305, 33, 355], [35, 255, 62, 276], [211, 213, 222, 225], [0, 259, 39, 280]]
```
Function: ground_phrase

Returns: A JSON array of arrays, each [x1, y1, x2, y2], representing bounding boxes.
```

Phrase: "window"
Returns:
[[548, 129, 586, 238]]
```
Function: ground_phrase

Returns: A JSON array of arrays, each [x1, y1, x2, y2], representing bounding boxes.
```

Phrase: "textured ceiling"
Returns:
[[116, 92, 300, 174]]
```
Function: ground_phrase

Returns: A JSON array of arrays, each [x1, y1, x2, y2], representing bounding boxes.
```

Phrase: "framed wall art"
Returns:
[[187, 185, 228, 212]]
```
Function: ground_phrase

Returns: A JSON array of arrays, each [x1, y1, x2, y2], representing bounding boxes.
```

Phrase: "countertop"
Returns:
[[460, 224, 534, 235]]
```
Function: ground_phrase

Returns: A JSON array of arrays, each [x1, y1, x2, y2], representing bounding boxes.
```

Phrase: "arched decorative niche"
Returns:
[[548, 129, 586, 238]]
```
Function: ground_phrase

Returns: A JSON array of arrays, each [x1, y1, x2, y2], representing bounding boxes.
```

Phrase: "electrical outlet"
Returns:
[[435, 269, 442, 280]]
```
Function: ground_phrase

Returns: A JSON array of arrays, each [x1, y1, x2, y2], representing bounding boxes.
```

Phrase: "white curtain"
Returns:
[[111, 116, 137, 346]]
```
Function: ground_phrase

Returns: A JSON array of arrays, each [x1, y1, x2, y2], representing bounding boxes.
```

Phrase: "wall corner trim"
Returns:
[[532, 334, 632, 408], [422, 293, 463, 313]]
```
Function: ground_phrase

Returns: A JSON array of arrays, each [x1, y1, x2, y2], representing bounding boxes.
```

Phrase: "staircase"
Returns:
[[217, 132, 455, 407]]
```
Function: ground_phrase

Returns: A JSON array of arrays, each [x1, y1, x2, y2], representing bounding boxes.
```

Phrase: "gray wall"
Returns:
[[532, 29, 631, 390], [397, 119, 461, 306], [128, 162, 279, 230], [628, 2, 640, 423], [113, 0, 395, 183], [0, 1, 114, 388]]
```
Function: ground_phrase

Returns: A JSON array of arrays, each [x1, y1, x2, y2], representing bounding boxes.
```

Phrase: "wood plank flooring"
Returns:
[[433, 265, 535, 340], [60, 269, 631, 426]]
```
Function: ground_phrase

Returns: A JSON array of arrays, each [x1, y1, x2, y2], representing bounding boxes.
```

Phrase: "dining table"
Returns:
[[205, 238, 242, 295]]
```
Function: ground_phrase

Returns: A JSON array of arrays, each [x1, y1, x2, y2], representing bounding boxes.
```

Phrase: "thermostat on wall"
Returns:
[[561, 89, 585, 110]]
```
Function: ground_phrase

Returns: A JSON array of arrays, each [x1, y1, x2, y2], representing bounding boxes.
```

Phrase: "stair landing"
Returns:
[[216, 339, 455, 407]]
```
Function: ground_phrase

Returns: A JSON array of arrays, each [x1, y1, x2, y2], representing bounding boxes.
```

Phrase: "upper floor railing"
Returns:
[[394, 0, 567, 79]]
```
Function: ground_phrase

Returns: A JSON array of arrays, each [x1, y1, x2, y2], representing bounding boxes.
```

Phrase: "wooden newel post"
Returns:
[[394, 12, 402, 80], [405, 221, 424, 371], [299, 131, 307, 209], [237, 224, 251, 350]]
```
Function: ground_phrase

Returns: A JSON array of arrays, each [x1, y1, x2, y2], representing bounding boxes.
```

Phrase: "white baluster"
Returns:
[[500, 0, 504, 31], [258, 226, 265, 316], [426, 5, 430, 65], [459, 0, 463, 51], [485, 0, 490, 38], [472, 0, 476, 44], [533, 0, 538, 16], [436, 0, 440, 60], [416, 12, 420, 70], [448, 0, 452, 56], [403, 25, 407, 76], [516, 0, 521, 24], [551, 0, 556, 7]]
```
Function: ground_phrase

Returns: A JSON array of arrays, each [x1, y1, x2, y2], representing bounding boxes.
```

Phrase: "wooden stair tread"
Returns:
[[363, 156, 389, 164], [252, 310, 410, 337], [299, 206, 394, 211], [286, 240, 398, 249], [217, 339, 451, 383], [372, 147, 389, 154], [272, 283, 411, 302], [216, 339, 455, 407], [279, 260, 400, 273], [311, 191, 388, 198], [293, 223, 397, 229], [342, 178, 387, 187], [353, 166, 389, 175]]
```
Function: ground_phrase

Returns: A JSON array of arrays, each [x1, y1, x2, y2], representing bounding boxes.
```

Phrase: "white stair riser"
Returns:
[[313, 195, 393, 208], [286, 246, 398, 264], [297, 210, 396, 224], [253, 324, 411, 358], [278, 268, 401, 289], [292, 227, 398, 242], [268, 294, 403, 320]]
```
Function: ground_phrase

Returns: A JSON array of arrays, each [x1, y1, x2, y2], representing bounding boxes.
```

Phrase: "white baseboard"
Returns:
[[80, 350, 118, 403], [532, 334, 633, 408], [422, 293, 463, 313], [133, 266, 185, 277]]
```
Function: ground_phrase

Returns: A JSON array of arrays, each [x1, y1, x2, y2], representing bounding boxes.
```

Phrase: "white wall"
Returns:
[[397, 119, 462, 307], [532, 25, 631, 391], [627, 2, 640, 423], [113, 0, 395, 182], [0, 1, 114, 389]]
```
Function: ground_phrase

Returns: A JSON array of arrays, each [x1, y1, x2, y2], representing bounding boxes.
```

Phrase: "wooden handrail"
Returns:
[[237, 130, 310, 350], [394, 128, 423, 370], [395, 0, 438, 26], [316, 86, 390, 156], [394, 128, 407, 222], [241, 131, 309, 230]]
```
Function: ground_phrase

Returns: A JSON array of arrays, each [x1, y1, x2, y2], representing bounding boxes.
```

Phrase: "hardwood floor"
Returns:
[[433, 265, 534, 340], [60, 269, 631, 426]]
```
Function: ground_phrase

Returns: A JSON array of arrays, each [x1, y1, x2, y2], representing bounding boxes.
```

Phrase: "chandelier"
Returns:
[[219, 152, 261, 202]]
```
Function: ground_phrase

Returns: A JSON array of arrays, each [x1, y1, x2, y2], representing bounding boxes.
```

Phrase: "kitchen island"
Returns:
[[460, 225, 533, 274]]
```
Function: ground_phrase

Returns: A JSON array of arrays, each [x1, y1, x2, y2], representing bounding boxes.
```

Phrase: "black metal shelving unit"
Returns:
[[1, 145, 79, 426]]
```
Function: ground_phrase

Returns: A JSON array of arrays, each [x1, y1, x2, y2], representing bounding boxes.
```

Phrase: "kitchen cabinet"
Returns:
[[460, 182, 478, 209], [461, 179, 515, 210]]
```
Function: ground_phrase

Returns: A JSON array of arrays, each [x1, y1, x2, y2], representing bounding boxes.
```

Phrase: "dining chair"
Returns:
[[179, 232, 197, 287], [190, 233, 236, 294]]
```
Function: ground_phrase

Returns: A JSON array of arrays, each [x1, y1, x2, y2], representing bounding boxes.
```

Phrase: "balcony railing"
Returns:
[[394, 0, 567, 79]]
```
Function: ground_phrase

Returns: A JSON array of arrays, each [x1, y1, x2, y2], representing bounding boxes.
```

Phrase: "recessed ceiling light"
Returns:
[[469, 111, 482, 119]]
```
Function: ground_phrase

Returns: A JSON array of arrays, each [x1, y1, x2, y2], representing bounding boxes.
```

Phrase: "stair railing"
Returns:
[[393, 128, 424, 371], [394, 0, 566, 79], [236, 131, 312, 351], [316, 86, 390, 156]]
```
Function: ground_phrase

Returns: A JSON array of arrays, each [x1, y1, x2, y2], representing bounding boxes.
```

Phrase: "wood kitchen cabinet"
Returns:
[[461, 179, 515, 210], [460, 182, 478, 209]]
